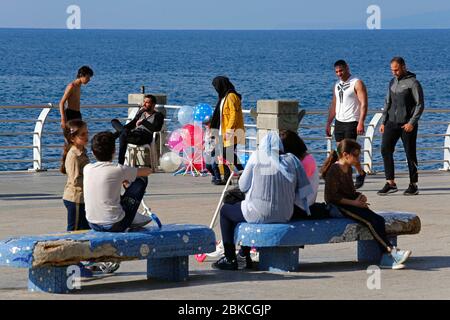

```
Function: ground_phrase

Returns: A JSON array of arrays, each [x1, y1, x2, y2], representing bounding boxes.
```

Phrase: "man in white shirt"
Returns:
[[326, 60, 368, 189], [84, 131, 153, 232]]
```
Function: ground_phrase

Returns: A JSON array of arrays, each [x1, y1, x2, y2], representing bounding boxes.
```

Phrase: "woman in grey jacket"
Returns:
[[212, 131, 313, 270]]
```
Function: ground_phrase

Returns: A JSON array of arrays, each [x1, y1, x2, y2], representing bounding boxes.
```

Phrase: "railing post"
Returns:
[[364, 112, 383, 174], [29, 104, 52, 172], [256, 100, 299, 145], [326, 126, 334, 158], [441, 123, 450, 171]]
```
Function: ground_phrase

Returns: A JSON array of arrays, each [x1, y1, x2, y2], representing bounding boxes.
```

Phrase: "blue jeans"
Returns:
[[89, 177, 148, 232], [63, 200, 90, 231], [219, 201, 250, 259]]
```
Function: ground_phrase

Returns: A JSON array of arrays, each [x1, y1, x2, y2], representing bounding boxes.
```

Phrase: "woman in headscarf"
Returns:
[[210, 76, 245, 184], [212, 131, 314, 270]]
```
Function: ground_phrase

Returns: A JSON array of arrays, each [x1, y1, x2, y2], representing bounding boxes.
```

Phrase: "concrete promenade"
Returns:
[[0, 170, 449, 299]]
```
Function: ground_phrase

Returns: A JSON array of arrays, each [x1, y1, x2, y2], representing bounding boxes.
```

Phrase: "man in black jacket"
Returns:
[[111, 94, 164, 165], [378, 57, 424, 196]]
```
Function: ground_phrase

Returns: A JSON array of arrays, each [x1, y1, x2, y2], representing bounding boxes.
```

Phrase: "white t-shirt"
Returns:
[[334, 76, 361, 122], [84, 162, 138, 225]]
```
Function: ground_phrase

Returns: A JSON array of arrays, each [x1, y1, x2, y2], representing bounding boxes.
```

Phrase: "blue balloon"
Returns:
[[193, 103, 213, 123], [238, 153, 250, 168]]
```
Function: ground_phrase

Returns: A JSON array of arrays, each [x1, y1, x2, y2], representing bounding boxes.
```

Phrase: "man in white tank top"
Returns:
[[326, 60, 368, 189]]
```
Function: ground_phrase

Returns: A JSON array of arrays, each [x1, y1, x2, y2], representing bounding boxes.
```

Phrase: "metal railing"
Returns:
[[1, 104, 450, 173]]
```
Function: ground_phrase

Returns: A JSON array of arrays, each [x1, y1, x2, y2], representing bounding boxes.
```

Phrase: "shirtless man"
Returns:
[[326, 60, 368, 189], [59, 66, 94, 129]]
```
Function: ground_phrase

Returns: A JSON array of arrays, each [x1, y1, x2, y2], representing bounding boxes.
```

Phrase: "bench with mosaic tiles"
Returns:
[[0, 224, 215, 294], [234, 212, 421, 272]]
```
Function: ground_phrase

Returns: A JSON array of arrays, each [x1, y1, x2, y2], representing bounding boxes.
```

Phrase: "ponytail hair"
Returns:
[[320, 150, 339, 178], [320, 139, 361, 178], [60, 119, 87, 174]]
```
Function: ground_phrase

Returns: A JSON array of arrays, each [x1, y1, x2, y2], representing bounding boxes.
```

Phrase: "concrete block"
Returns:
[[257, 114, 298, 131], [257, 100, 299, 114]]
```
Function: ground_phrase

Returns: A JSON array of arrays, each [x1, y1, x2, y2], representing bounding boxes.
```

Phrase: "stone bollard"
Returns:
[[127, 93, 168, 170], [256, 100, 299, 145]]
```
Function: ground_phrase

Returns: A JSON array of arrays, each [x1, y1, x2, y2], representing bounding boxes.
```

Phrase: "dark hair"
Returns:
[[390, 57, 406, 66], [279, 130, 308, 160], [60, 119, 87, 174], [77, 66, 94, 78], [144, 94, 157, 104], [320, 139, 361, 178], [91, 131, 115, 161], [334, 60, 348, 68]]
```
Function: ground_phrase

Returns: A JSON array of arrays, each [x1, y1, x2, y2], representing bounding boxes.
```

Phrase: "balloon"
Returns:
[[177, 106, 194, 126], [167, 129, 184, 152], [160, 152, 182, 173], [193, 103, 213, 123], [181, 124, 204, 148], [238, 153, 250, 168]]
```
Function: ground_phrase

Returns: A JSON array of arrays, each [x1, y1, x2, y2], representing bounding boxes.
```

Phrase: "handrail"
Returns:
[[1, 104, 450, 172]]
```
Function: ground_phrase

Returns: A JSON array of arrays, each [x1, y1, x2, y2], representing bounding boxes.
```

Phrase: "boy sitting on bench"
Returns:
[[111, 94, 165, 165], [84, 131, 154, 232]]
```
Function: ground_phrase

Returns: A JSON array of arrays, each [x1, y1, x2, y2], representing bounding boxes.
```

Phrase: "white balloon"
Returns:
[[177, 106, 194, 126], [160, 152, 182, 172]]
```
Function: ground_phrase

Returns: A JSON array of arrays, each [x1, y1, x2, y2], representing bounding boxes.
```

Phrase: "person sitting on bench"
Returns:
[[84, 131, 153, 232], [212, 131, 314, 271], [111, 94, 164, 165]]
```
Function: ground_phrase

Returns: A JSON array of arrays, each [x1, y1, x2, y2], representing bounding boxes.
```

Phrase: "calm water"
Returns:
[[1, 29, 450, 171]]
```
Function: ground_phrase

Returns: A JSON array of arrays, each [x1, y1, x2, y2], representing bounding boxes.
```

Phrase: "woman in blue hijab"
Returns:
[[212, 131, 313, 270]]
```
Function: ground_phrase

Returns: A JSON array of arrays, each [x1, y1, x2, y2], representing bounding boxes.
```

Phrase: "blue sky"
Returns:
[[1, 0, 450, 29]]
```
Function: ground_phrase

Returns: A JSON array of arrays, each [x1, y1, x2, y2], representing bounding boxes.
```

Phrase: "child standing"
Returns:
[[61, 120, 90, 231], [321, 139, 412, 269], [203, 119, 223, 185], [59, 66, 94, 129]]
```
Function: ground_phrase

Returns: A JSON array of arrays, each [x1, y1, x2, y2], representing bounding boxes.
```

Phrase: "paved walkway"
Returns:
[[0, 170, 449, 299]]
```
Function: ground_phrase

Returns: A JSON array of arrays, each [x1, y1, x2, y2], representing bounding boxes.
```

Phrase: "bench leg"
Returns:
[[357, 236, 397, 263], [257, 247, 299, 272], [147, 256, 189, 282], [28, 266, 79, 294]]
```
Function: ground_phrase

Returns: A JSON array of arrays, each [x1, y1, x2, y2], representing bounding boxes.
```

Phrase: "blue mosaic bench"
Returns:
[[234, 212, 421, 272], [0, 224, 215, 294]]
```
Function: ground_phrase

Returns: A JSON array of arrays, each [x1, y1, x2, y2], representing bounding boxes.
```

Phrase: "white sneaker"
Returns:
[[391, 248, 412, 265], [131, 213, 153, 228], [379, 253, 405, 270]]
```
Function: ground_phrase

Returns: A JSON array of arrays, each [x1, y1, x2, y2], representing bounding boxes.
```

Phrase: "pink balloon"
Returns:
[[181, 124, 204, 148], [167, 129, 184, 152]]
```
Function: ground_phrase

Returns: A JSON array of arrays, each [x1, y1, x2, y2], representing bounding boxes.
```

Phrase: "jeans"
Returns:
[[63, 200, 90, 231], [89, 177, 148, 232], [206, 149, 221, 181], [381, 121, 419, 183], [219, 202, 250, 259]]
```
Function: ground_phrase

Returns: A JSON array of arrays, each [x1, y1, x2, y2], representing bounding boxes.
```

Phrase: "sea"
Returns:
[[1, 29, 450, 171]]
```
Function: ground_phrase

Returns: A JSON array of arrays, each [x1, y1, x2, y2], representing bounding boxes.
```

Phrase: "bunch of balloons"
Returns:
[[160, 103, 213, 175]]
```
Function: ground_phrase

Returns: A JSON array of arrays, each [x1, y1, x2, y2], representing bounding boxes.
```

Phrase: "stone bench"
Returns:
[[0, 224, 215, 294], [234, 212, 421, 272]]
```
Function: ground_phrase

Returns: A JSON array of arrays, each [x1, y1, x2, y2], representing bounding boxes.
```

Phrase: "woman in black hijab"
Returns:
[[210, 76, 245, 183]]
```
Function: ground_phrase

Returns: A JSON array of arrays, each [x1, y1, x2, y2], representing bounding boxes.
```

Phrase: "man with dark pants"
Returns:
[[111, 94, 164, 165], [378, 57, 424, 196], [326, 60, 368, 189]]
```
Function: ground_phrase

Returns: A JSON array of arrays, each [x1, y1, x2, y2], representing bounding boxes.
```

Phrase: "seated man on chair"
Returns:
[[112, 94, 165, 165]]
